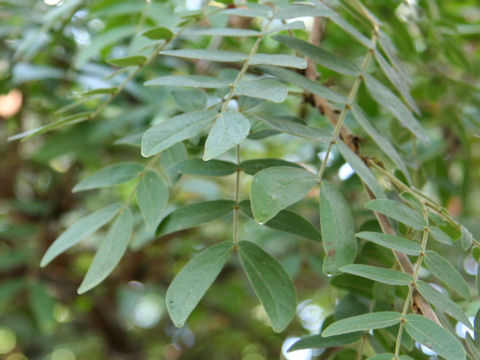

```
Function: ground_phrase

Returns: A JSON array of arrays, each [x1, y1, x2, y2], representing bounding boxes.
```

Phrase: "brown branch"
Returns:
[[365, 188, 441, 325], [306, 18, 355, 150], [306, 15, 441, 326]]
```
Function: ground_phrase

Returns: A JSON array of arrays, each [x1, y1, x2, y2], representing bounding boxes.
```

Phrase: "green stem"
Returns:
[[217, 15, 275, 117], [119, 151, 163, 213], [368, 160, 463, 229], [394, 206, 429, 358], [51, 7, 223, 133], [317, 32, 377, 181], [87, 20, 197, 122], [355, 334, 367, 359], [223, 15, 276, 246], [233, 145, 241, 246]]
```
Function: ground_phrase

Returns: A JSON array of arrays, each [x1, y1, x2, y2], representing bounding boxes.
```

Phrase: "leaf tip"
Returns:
[[77, 279, 96, 295], [140, 146, 152, 158], [298, 59, 308, 69], [173, 320, 185, 328], [39, 257, 49, 268]]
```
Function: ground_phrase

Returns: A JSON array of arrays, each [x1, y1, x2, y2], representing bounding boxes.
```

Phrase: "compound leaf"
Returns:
[[405, 314, 466, 360]]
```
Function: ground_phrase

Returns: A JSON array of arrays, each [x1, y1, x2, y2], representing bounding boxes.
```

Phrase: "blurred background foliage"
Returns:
[[0, 0, 479, 359]]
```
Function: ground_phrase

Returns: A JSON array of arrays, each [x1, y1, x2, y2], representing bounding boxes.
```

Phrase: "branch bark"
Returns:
[[306, 14, 441, 326]]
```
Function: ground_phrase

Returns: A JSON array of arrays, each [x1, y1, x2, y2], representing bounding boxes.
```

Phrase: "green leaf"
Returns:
[[415, 280, 472, 330], [171, 88, 207, 112], [145, 75, 230, 88], [137, 171, 168, 231], [250, 54, 307, 69], [184, 27, 260, 37], [161, 49, 247, 62], [275, 3, 336, 19], [331, 274, 374, 299], [223, 7, 269, 18], [114, 131, 144, 148], [356, 231, 422, 255], [364, 75, 429, 144], [256, 115, 331, 143], [328, 14, 370, 48], [91, 2, 145, 17], [429, 226, 454, 245], [161, 142, 188, 182], [204, 111, 251, 160], [368, 354, 413, 360], [240, 158, 301, 175], [166, 242, 233, 327], [373, 49, 419, 114], [461, 225, 474, 250], [82, 87, 118, 96], [140, 26, 174, 40], [320, 180, 357, 275], [108, 55, 147, 67], [77, 208, 133, 294], [239, 200, 321, 242], [351, 106, 410, 183], [288, 332, 362, 352], [141, 110, 217, 157], [404, 314, 466, 360], [251, 166, 318, 223], [378, 31, 411, 85], [73, 162, 144, 192], [75, 26, 136, 68], [43, 0, 82, 23], [336, 141, 386, 199], [29, 282, 55, 333], [340, 264, 412, 285], [0, 279, 24, 306], [157, 200, 235, 236], [465, 333, 480, 360], [424, 250, 471, 300], [173, 159, 237, 176], [238, 241, 297, 332], [477, 263, 480, 300], [322, 312, 402, 336], [273, 35, 361, 76], [475, 308, 480, 345], [235, 79, 288, 103], [259, 66, 347, 104], [0, 250, 29, 271], [8, 112, 90, 141], [267, 21, 305, 34], [365, 199, 426, 230], [41, 203, 122, 267]]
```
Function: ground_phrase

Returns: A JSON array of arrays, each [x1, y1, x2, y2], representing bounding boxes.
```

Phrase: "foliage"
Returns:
[[1, 0, 480, 359]]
